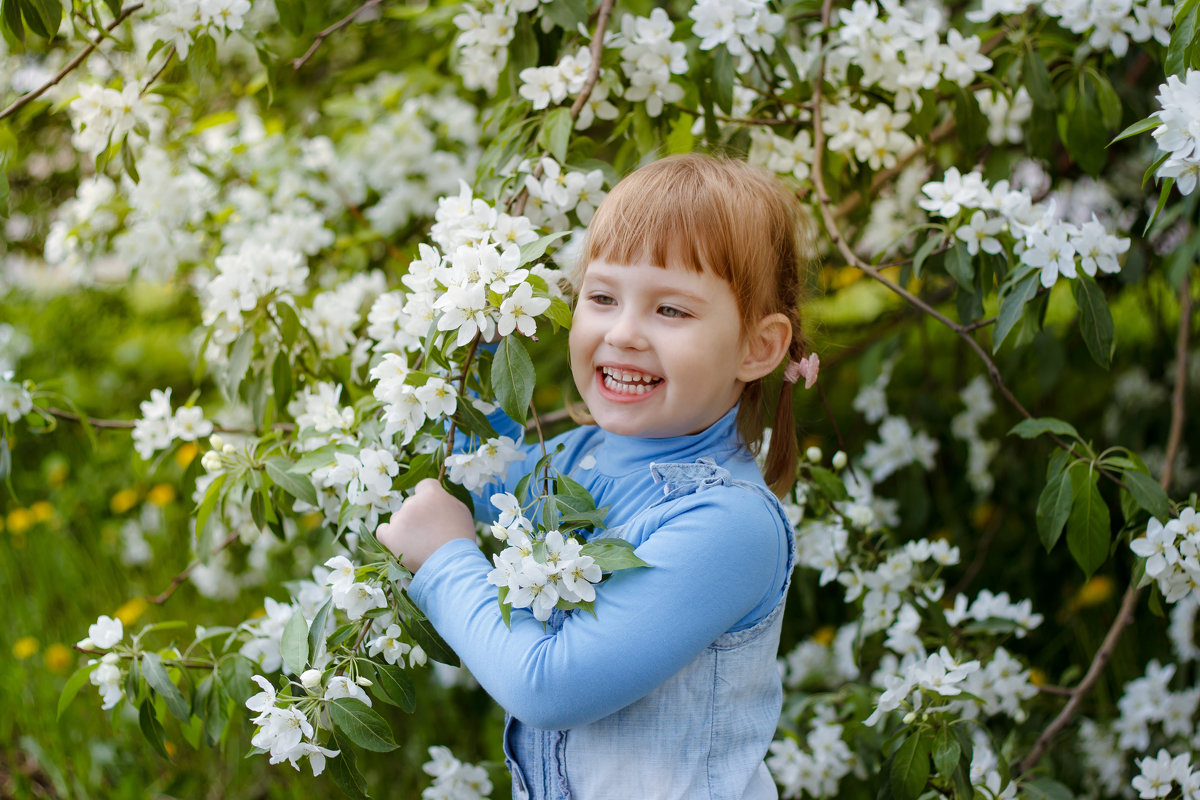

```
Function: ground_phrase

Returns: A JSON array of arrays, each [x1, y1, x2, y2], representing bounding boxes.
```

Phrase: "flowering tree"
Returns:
[[1, 0, 1198, 797]]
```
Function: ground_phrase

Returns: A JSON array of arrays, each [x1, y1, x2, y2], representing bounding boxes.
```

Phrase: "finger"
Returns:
[[413, 478, 443, 494]]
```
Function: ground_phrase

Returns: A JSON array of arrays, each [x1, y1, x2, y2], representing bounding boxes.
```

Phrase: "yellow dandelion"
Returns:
[[1028, 668, 1047, 687], [175, 442, 198, 468], [30, 501, 54, 523], [44, 643, 73, 674], [110, 488, 139, 514], [6, 508, 32, 534], [812, 625, 837, 646], [115, 596, 148, 626], [1073, 575, 1115, 610], [147, 484, 176, 507], [12, 636, 38, 660], [971, 503, 997, 529]]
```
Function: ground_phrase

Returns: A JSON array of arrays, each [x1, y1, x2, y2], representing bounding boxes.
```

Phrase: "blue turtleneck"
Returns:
[[407, 404, 791, 731]]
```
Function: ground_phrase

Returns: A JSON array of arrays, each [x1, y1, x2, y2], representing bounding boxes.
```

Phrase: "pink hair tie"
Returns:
[[783, 352, 819, 389]]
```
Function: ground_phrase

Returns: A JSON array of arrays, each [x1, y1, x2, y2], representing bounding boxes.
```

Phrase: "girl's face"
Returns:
[[569, 259, 758, 439]]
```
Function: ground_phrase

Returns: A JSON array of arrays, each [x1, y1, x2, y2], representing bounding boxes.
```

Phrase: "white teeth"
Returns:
[[600, 367, 661, 395]]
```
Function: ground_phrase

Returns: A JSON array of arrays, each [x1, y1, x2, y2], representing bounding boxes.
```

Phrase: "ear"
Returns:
[[737, 312, 792, 383]]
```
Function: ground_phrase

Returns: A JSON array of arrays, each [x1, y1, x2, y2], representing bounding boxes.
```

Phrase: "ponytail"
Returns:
[[760, 336, 815, 496]]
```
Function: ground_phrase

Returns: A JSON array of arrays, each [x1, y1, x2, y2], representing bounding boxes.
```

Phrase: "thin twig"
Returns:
[[1162, 273, 1192, 489], [439, 334, 481, 481], [147, 531, 240, 605], [1016, 272, 1194, 775], [292, 0, 384, 70], [45, 406, 293, 434], [139, 44, 176, 97], [0, 4, 145, 122], [512, 0, 615, 216], [808, 0, 1033, 425]]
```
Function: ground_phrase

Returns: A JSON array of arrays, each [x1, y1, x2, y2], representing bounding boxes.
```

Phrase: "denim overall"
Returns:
[[504, 457, 796, 800]]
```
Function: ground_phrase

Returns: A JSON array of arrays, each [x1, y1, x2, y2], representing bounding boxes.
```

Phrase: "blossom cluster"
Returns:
[[1131, 506, 1200, 604], [141, 0, 253, 59], [523, 157, 607, 229], [968, 0, 1173, 58], [944, 589, 1044, 636], [1152, 69, 1200, 195], [689, 0, 784, 64], [920, 166, 1132, 288], [67, 84, 162, 157], [613, 8, 688, 118], [80, 615, 127, 710], [864, 646, 981, 725], [1132, 749, 1199, 800], [949, 376, 999, 495], [421, 745, 493, 800], [828, 1, 992, 111], [201, 242, 310, 345], [452, 2, 518, 94], [131, 388, 213, 460], [485, 493, 602, 622], [766, 707, 855, 799], [245, 675, 339, 776]]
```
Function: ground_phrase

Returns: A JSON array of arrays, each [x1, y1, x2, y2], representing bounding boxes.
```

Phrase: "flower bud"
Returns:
[[832, 450, 848, 470], [902, 710, 917, 724], [222, 443, 236, 454], [805, 446, 823, 463], [355, 675, 372, 687], [201, 451, 223, 472], [409, 644, 427, 668], [209, 434, 224, 450], [300, 669, 322, 689]]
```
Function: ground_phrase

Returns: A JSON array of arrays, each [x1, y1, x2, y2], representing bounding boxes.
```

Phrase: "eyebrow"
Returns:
[[582, 268, 713, 307]]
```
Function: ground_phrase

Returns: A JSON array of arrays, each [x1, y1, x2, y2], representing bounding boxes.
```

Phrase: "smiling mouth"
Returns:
[[599, 366, 663, 395]]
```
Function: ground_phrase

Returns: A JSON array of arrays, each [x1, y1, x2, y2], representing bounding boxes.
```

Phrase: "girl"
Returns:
[[377, 153, 815, 799]]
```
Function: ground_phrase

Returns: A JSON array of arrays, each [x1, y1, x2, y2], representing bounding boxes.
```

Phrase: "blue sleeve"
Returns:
[[407, 488, 788, 730]]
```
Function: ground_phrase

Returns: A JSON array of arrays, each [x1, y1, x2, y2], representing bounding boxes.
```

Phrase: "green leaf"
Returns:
[[452, 397, 499, 442], [890, 732, 931, 800], [541, 106, 573, 164], [271, 350, 292, 416], [2, 0, 25, 43], [993, 271, 1040, 353], [280, 608, 309, 676], [944, 241, 974, 290], [581, 538, 650, 571], [912, 234, 941, 279], [264, 457, 319, 507], [141, 652, 191, 722], [139, 699, 171, 760], [194, 471, 227, 556], [539, 0, 587, 30], [1036, 469, 1074, 553], [806, 466, 850, 502], [1123, 469, 1170, 520], [1145, 178, 1176, 235], [954, 86, 987, 153], [20, 0, 61, 38], [223, 328, 256, 401], [1023, 777, 1076, 800], [1062, 82, 1107, 176], [1072, 275, 1114, 369], [308, 597, 333, 660], [712, 47, 734, 114], [1008, 417, 1081, 441], [1067, 469, 1111, 578], [1111, 115, 1161, 145], [666, 112, 695, 154], [931, 725, 961, 779], [544, 296, 573, 330], [1022, 48, 1057, 110], [491, 336, 535, 426], [327, 728, 371, 799], [1088, 70, 1122, 131], [518, 230, 569, 266], [393, 591, 459, 667], [329, 698, 398, 752], [57, 662, 98, 720], [1168, 1, 1199, 77], [371, 662, 416, 713], [274, 0, 305, 35]]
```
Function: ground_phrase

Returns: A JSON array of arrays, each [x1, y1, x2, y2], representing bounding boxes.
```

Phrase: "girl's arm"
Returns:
[[404, 487, 789, 731]]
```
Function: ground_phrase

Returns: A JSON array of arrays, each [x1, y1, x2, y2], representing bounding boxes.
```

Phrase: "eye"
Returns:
[[588, 292, 616, 306], [658, 305, 690, 319]]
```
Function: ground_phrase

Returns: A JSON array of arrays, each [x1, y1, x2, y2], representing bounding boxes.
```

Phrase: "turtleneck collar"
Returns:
[[592, 404, 744, 476]]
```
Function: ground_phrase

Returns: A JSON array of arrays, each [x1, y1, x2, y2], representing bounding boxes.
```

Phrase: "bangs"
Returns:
[[579, 158, 738, 287]]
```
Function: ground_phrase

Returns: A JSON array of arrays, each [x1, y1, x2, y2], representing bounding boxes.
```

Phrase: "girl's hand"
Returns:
[[376, 479, 476, 573]]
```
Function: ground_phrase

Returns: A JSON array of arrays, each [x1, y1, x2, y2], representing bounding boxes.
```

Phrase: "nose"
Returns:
[[603, 308, 648, 350]]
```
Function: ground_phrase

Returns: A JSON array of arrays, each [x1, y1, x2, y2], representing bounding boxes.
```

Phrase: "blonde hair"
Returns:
[[577, 153, 817, 496]]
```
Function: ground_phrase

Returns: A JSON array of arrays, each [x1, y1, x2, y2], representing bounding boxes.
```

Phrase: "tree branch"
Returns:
[[147, 530, 240, 605], [292, 0, 384, 70], [1016, 270, 1195, 774], [0, 3, 145, 122]]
